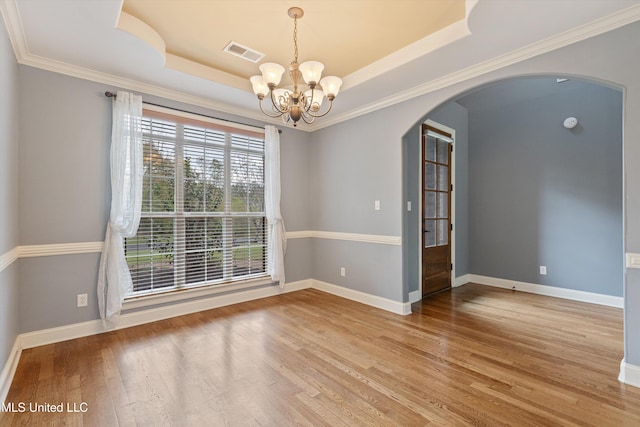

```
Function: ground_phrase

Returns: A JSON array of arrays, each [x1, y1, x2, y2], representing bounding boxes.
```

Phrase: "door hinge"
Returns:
[[450, 184, 453, 192], [450, 223, 453, 231], [450, 263, 453, 270]]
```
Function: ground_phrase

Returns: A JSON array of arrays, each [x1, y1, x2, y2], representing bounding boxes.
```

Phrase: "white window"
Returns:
[[124, 106, 267, 295]]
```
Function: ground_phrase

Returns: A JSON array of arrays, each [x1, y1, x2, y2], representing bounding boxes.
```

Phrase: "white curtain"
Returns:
[[265, 125, 287, 286], [97, 91, 143, 321]]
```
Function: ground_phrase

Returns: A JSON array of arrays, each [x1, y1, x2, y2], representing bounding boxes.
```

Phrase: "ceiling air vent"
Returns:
[[223, 41, 265, 63]]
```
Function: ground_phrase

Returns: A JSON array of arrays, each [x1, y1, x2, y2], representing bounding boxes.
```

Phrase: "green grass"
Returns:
[[125, 244, 265, 268]]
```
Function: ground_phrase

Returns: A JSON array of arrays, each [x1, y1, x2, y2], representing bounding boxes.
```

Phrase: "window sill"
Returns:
[[122, 276, 274, 311]]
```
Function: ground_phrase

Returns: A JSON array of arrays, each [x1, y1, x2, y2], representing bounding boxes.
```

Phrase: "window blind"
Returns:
[[124, 106, 267, 295]]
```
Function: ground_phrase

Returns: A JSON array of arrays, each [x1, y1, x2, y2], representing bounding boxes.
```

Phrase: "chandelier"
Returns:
[[249, 7, 342, 127]]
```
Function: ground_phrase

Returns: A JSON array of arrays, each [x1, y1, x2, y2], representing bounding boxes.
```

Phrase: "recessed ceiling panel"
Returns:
[[121, 0, 466, 81]]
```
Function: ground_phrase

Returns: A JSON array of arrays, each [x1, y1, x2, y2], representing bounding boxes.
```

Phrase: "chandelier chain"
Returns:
[[293, 16, 298, 64]]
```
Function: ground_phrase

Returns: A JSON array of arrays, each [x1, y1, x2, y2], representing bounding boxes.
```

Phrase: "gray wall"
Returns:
[[463, 78, 623, 296], [309, 104, 406, 302], [7, 16, 640, 370], [16, 66, 312, 332], [0, 16, 20, 374], [403, 101, 470, 295], [309, 21, 640, 366], [402, 125, 419, 297]]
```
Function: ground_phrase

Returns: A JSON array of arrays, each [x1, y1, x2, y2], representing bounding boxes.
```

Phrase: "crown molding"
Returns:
[[341, 18, 472, 91], [339, 0, 480, 91], [18, 51, 286, 126], [311, 3, 640, 130], [0, 0, 289, 129], [0, 0, 28, 61], [3, 2, 640, 132]]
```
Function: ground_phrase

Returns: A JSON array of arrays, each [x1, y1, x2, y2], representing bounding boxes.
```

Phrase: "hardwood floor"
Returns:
[[2, 284, 639, 426]]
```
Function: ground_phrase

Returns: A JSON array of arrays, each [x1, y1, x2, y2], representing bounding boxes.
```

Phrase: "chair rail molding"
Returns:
[[0, 247, 19, 273]]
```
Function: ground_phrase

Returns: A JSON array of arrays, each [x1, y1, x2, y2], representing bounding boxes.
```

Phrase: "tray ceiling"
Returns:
[[120, 0, 466, 82]]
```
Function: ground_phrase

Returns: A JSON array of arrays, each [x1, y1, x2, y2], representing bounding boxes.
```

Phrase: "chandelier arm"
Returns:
[[304, 85, 322, 117], [300, 112, 315, 125], [302, 88, 315, 115], [305, 98, 335, 119], [269, 89, 290, 115], [258, 97, 285, 119]]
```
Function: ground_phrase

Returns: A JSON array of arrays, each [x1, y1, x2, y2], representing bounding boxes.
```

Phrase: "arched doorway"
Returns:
[[403, 76, 624, 305]]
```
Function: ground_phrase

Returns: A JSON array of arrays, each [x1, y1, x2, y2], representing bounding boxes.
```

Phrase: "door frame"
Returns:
[[418, 119, 456, 299]]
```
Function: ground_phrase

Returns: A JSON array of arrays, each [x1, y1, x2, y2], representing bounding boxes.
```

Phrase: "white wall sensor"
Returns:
[[563, 117, 578, 129]]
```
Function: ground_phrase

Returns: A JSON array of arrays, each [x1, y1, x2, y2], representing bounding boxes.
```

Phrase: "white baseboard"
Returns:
[[311, 279, 411, 315], [2, 276, 631, 400], [20, 280, 312, 349], [619, 359, 640, 388], [4, 278, 407, 396], [18, 277, 412, 351], [0, 338, 22, 404], [469, 274, 623, 308], [9, 275, 625, 350], [454, 274, 471, 287], [409, 290, 421, 304], [410, 275, 469, 300]]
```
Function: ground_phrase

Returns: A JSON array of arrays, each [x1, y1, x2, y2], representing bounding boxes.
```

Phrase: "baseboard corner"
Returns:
[[409, 290, 421, 303], [619, 359, 640, 388], [0, 337, 22, 403], [453, 274, 471, 287]]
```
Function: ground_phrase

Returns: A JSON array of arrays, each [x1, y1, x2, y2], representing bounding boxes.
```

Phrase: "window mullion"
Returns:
[[175, 124, 186, 287], [222, 133, 233, 279]]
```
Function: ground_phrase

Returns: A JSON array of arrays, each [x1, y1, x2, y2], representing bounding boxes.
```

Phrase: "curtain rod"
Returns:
[[104, 91, 281, 134]]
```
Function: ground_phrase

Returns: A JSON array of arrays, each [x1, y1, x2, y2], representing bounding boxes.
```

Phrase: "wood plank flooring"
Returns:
[[2, 283, 639, 426]]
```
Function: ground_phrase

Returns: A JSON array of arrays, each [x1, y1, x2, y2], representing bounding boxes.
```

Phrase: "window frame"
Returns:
[[123, 104, 270, 304]]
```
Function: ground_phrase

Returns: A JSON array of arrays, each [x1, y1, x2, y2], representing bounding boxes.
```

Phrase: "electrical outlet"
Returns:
[[407, 201, 412, 211], [77, 293, 88, 308], [540, 265, 547, 275], [340, 267, 346, 277], [374, 200, 380, 211]]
